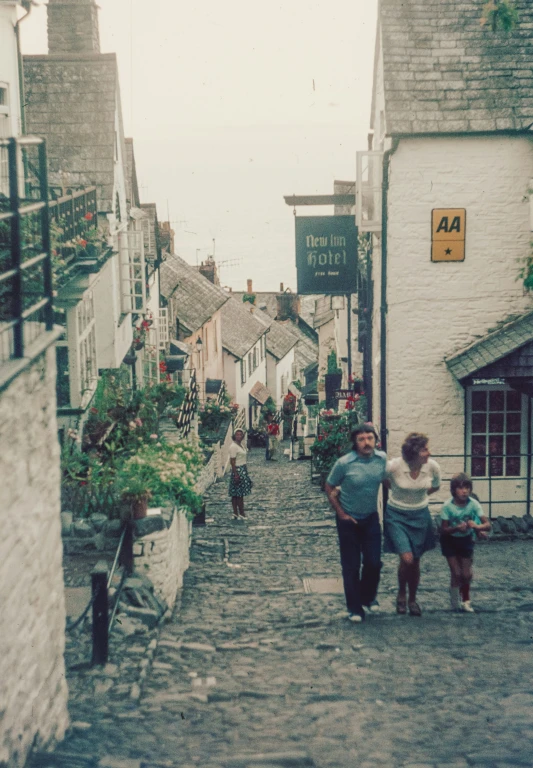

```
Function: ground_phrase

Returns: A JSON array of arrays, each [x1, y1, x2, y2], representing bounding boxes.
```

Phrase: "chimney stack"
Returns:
[[247, 279, 253, 294], [280, 282, 284, 292], [47, 0, 101, 55]]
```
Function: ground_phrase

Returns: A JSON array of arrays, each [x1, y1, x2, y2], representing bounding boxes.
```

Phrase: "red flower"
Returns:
[[80, 481, 87, 486], [79, 239, 87, 247], [90, 407, 98, 414], [165, 374, 172, 382], [84, 212, 94, 221], [159, 361, 167, 372]]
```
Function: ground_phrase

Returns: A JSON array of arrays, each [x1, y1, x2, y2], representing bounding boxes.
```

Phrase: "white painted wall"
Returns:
[[383, 136, 533, 464], [223, 334, 268, 428], [273, 347, 295, 407], [93, 255, 133, 369], [0, 2, 23, 138]]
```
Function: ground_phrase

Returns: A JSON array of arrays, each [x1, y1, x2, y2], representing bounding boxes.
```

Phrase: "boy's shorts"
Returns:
[[440, 534, 474, 559]]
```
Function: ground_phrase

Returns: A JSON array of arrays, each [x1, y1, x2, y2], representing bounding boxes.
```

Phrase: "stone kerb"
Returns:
[[132, 507, 191, 610]]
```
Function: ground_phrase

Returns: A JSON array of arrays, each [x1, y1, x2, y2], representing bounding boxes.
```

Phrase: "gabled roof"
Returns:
[[160, 255, 228, 335], [445, 311, 533, 380], [220, 297, 266, 360], [379, 0, 533, 135], [239, 303, 298, 361], [23, 53, 122, 212]]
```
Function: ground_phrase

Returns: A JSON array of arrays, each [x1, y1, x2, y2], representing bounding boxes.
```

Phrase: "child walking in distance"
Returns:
[[440, 473, 491, 613]]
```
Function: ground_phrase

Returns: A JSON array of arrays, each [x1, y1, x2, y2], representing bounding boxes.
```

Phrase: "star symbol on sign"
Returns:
[[445, 247, 452, 255]]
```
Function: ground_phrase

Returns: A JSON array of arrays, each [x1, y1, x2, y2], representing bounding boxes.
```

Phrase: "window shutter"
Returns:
[[356, 151, 383, 232]]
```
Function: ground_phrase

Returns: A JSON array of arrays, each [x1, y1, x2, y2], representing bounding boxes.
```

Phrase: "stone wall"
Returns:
[[0, 346, 69, 767], [47, 0, 100, 55], [133, 509, 191, 609]]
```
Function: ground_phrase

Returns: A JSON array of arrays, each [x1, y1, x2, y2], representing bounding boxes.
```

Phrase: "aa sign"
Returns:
[[431, 208, 466, 262]]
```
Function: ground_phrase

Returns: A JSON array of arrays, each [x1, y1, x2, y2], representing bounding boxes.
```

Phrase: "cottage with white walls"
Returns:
[[160, 254, 228, 401], [365, 0, 533, 517], [221, 296, 269, 428], [23, 0, 153, 436]]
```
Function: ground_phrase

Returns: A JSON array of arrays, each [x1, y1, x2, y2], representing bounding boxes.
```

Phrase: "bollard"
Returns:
[[91, 560, 109, 666]]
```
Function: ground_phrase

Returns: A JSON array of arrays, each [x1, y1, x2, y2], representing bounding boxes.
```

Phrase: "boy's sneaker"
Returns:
[[347, 612, 364, 623], [364, 600, 380, 614], [461, 600, 475, 613], [450, 587, 461, 612]]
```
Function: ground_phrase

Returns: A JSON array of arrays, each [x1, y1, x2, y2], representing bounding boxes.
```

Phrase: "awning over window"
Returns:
[[445, 311, 533, 382], [249, 381, 272, 405]]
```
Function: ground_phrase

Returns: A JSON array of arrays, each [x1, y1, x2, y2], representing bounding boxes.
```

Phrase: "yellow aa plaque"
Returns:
[[431, 208, 466, 262]]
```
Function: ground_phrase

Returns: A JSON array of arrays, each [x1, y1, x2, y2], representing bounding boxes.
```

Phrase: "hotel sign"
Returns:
[[295, 216, 358, 295], [431, 209, 466, 262]]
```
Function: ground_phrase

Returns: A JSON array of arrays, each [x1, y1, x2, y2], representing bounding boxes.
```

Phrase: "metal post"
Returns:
[[38, 140, 53, 332], [91, 561, 109, 666], [527, 398, 531, 519], [8, 138, 23, 358], [347, 292, 352, 383], [120, 518, 134, 576]]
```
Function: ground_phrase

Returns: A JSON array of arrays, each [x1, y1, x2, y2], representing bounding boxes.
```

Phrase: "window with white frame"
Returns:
[[119, 229, 146, 314], [260, 334, 265, 361], [291, 362, 299, 382], [213, 319, 218, 353], [76, 291, 97, 401], [468, 387, 524, 478], [142, 324, 160, 385], [248, 352, 253, 376], [356, 150, 383, 232], [253, 346, 258, 370], [158, 307, 169, 348], [240, 358, 247, 385]]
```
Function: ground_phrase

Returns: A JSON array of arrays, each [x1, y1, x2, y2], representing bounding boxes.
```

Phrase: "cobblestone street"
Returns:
[[35, 447, 533, 768]]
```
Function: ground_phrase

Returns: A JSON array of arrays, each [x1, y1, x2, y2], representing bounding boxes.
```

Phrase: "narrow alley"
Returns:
[[33, 447, 533, 768]]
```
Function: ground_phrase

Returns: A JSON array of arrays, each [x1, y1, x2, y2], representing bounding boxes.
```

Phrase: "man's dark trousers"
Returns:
[[336, 511, 382, 618]]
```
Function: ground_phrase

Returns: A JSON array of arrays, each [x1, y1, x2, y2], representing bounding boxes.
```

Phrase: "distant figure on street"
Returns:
[[265, 411, 280, 461], [228, 429, 252, 519], [384, 432, 441, 617], [439, 472, 491, 613], [325, 423, 387, 623]]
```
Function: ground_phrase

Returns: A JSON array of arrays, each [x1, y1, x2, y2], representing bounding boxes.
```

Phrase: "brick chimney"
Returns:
[[246, 279, 253, 294], [47, 0, 101, 55], [280, 282, 284, 292], [276, 290, 300, 321], [199, 256, 219, 285]]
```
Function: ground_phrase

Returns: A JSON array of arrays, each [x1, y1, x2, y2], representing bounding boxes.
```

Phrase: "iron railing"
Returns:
[[0, 136, 53, 364], [48, 186, 98, 242], [429, 452, 532, 520], [175, 368, 199, 438]]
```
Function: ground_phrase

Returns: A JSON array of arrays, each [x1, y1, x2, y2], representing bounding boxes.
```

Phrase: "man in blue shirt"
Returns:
[[325, 422, 387, 622]]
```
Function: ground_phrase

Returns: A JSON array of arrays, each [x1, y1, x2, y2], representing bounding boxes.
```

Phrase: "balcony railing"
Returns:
[[48, 186, 98, 242], [0, 136, 53, 364]]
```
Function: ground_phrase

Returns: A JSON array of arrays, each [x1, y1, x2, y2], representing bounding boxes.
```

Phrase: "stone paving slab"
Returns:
[[30, 446, 533, 768]]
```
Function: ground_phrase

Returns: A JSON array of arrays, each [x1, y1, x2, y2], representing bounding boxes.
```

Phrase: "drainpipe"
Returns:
[[15, 2, 33, 136], [379, 139, 399, 453]]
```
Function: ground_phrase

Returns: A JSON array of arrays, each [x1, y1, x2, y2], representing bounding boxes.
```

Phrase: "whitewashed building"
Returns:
[[366, 0, 533, 516], [23, 0, 149, 437], [221, 296, 269, 428]]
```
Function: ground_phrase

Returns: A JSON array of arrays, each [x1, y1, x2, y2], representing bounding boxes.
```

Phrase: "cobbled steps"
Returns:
[[27, 446, 533, 768]]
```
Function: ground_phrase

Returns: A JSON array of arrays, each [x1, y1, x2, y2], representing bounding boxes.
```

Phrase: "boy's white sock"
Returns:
[[450, 587, 460, 611]]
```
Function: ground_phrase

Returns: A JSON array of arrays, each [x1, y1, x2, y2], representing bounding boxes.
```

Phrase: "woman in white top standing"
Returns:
[[228, 429, 252, 519], [384, 432, 441, 617]]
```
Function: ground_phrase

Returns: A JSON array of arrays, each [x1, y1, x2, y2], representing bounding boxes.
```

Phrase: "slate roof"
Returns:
[[445, 311, 533, 380], [220, 297, 266, 360], [125, 138, 140, 211], [313, 296, 335, 329], [160, 255, 229, 335], [23, 53, 122, 212], [378, 0, 533, 135], [238, 303, 298, 361]]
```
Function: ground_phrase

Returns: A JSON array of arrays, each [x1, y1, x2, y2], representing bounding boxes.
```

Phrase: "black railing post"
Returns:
[[120, 519, 134, 575], [91, 561, 109, 666], [8, 138, 23, 358], [38, 141, 53, 332]]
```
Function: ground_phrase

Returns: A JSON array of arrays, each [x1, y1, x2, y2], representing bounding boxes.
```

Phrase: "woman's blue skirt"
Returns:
[[383, 503, 436, 558]]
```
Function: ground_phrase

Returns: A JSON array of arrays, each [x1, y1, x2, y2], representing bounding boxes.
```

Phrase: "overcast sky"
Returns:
[[21, 0, 378, 291]]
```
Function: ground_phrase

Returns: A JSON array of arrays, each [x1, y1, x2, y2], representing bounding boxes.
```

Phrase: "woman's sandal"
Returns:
[[396, 595, 407, 615], [408, 601, 422, 617]]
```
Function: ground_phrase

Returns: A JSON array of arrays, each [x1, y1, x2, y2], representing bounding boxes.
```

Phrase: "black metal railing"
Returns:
[[429, 452, 532, 520], [48, 186, 98, 242], [0, 136, 53, 364], [175, 368, 199, 438]]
